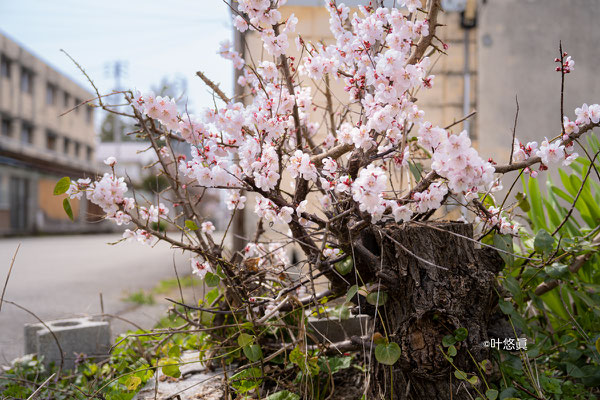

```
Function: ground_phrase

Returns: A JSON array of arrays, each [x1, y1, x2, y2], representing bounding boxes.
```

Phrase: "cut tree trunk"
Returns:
[[365, 222, 503, 400]]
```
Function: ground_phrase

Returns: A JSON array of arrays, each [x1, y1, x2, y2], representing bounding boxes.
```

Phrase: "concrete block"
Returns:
[[308, 314, 372, 344], [24, 317, 111, 370]]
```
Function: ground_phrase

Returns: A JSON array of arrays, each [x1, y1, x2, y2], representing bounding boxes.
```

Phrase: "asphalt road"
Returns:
[[0, 233, 189, 364]]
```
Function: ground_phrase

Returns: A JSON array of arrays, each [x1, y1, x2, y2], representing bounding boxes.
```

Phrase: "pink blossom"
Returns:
[[536, 138, 565, 165], [191, 258, 212, 279], [201, 221, 216, 234]]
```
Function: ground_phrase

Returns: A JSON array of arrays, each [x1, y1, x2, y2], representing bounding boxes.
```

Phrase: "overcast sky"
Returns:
[[0, 0, 234, 115]]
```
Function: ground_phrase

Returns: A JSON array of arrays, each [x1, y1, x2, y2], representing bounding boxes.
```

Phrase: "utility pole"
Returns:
[[231, 1, 247, 260], [105, 61, 127, 159]]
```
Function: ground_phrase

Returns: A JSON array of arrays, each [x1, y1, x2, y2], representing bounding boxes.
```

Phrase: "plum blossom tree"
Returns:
[[56, 1, 599, 398]]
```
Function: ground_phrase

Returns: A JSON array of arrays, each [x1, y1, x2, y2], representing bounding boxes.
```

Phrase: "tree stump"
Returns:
[[368, 222, 503, 399]]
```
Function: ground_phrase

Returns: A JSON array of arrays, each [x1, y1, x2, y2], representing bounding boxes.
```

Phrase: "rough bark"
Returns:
[[366, 222, 503, 400]]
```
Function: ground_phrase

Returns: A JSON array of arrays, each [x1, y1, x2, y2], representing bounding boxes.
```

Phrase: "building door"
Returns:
[[9, 176, 29, 231]]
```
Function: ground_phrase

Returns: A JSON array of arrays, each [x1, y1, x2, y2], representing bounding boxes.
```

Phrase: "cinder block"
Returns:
[[308, 314, 372, 344], [24, 317, 111, 370]]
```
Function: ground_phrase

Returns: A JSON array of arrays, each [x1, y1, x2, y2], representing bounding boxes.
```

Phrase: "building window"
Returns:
[[74, 98, 82, 113], [63, 91, 70, 108], [46, 83, 58, 106], [20, 67, 33, 94], [86, 107, 93, 124], [86, 145, 93, 161], [63, 137, 71, 154], [21, 122, 33, 144], [46, 130, 58, 151], [74, 141, 81, 158], [1, 117, 11, 138], [0, 55, 11, 78]]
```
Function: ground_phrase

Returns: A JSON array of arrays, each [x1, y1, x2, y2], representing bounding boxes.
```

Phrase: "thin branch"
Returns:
[[552, 150, 600, 235], [494, 120, 600, 173], [2, 300, 64, 372], [444, 110, 477, 130], [405, 0, 442, 66], [196, 71, 231, 103], [509, 95, 519, 164], [0, 243, 19, 312], [534, 231, 600, 296], [26, 373, 56, 400]]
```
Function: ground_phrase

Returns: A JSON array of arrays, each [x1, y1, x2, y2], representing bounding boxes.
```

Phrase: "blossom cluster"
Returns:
[[512, 100, 599, 174], [244, 241, 290, 270], [486, 207, 519, 236], [67, 174, 128, 218], [66, 0, 600, 266]]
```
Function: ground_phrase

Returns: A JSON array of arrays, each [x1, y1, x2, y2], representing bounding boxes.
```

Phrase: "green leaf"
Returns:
[[543, 197, 562, 232], [485, 389, 499, 400], [346, 285, 359, 303], [243, 344, 263, 362], [63, 198, 74, 221], [503, 275, 523, 305], [527, 176, 547, 229], [334, 257, 353, 275], [126, 375, 142, 391], [493, 234, 514, 267], [551, 185, 573, 203], [498, 298, 513, 315], [366, 291, 388, 306], [266, 391, 301, 400], [565, 362, 585, 378], [289, 347, 320, 376], [454, 370, 468, 380], [230, 367, 262, 393], [515, 192, 530, 212], [467, 375, 479, 385], [237, 333, 254, 347], [204, 272, 220, 287], [442, 335, 456, 347], [534, 229, 554, 254], [199, 310, 215, 326], [539, 375, 562, 394], [167, 344, 180, 358], [454, 327, 468, 342], [375, 342, 401, 365], [499, 387, 519, 399], [318, 356, 352, 374], [185, 220, 199, 230], [53, 177, 71, 195], [160, 358, 181, 378], [544, 263, 569, 279], [204, 287, 220, 305], [408, 161, 424, 181], [447, 345, 457, 357], [580, 364, 600, 387], [289, 347, 304, 365]]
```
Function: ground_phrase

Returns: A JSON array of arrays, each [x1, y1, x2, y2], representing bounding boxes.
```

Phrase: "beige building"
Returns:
[[234, 1, 477, 244], [251, 1, 477, 139], [0, 31, 100, 234]]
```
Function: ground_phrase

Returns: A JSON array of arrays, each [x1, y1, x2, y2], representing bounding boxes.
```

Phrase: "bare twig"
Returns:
[[508, 95, 519, 164], [0, 243, 19, 312], [2, 300, 64, 371], [26, 372, 56, 400], [444, 110, 477, 130], [196, 71, 231, 103]]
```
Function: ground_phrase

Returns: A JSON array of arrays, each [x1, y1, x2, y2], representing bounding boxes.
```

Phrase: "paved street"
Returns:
[[0, 233, 189, 364]]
